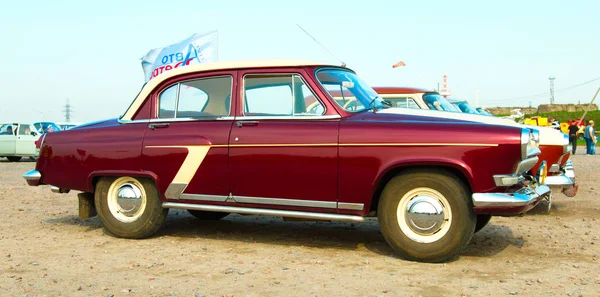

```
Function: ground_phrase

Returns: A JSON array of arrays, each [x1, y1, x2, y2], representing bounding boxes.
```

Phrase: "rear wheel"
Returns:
[[187, 210, 229, 220], [378, 169, 476, 262], [474, 214, 492, 233], [7, 156, 21, 162], [95, 176, 168, 239]]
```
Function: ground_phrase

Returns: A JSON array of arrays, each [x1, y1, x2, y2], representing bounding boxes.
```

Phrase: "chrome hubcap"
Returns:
[[107, 177, 147, 223], [116, 183, 143, 214], [397, 188, 452, 243], [406, 196, 445, 235]]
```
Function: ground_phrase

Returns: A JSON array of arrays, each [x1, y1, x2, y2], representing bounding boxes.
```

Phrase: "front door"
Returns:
[[229, 72, 339, 212], [15, 124, 37, 156], [141, 74, 235, 202]]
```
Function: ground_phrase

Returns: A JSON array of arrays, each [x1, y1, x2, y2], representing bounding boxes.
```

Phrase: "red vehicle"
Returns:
[[373, 87, 576, 199], [23, 60, 549, 262]]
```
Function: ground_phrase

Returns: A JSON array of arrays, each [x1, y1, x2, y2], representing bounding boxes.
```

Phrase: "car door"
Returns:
[[229, 70, 339, 211], [15, 124, 37, 156], [141, 73, 235, 202], [0, 124, 16, 156]]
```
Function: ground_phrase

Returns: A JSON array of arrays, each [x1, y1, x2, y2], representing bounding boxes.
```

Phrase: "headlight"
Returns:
[[521, 128, 540, 159]]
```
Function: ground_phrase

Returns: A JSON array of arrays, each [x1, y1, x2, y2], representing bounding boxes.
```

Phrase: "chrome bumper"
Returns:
[[23, 170, 41, 186], [545, 173, 573, 187], [472, 184, 551, 215]]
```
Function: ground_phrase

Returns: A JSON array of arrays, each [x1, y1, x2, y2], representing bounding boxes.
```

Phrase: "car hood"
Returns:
[[378, 108, 566, 146]]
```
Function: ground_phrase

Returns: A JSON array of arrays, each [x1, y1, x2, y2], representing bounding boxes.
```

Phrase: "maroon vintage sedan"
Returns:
[[23, 60, 549, 262]]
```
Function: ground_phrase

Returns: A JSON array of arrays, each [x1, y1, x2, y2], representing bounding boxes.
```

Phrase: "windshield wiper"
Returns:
[[368, 96, 390, 113]]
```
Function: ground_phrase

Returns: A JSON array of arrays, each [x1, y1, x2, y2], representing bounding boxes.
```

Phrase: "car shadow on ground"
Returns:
[[0, 157, 36, 163], [44, 209, 522, 260], [44, 215, 103, 231]]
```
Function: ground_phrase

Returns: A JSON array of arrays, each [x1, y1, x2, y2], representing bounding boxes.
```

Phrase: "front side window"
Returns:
[[316, 68, 386, 113], [422, 93, 460, 112], [0, 124, 16, 135], [243, 74, 325, 116], [158, 76, 232, 119]]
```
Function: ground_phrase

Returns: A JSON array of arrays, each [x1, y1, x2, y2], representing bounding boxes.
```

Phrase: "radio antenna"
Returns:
[[296, 24, 346, 67]]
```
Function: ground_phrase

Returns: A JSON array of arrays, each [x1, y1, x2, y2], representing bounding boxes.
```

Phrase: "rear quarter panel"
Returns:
[[36, 119, 146, 192]]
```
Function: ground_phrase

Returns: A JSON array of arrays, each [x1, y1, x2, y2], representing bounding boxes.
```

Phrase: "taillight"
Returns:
[[35, 133, 46, 149]]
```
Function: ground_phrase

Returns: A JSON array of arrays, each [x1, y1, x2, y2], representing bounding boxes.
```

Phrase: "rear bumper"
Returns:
[[472, 184, 551, 216], [23, 170, 41, 186]]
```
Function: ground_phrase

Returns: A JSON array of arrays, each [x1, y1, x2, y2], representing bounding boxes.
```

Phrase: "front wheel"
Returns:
[[378, 169, 476, 262], [95, 176, 168, 239]]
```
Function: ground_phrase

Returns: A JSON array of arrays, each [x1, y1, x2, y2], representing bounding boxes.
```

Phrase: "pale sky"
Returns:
[[1, 0, 598, 123]]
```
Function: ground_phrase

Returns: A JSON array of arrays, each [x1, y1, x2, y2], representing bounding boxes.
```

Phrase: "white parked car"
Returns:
[[0, 123, 42, 161]]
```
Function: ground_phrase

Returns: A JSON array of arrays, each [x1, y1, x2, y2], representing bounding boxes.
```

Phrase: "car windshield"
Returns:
[[452, 101, 479, 114], [33, 122, 61, 133], [315, 68, 387, 112], [422, 93, 459, 112]]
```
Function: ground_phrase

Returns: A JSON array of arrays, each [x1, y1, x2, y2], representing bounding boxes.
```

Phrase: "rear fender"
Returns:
[[87, 170, 159, 194]]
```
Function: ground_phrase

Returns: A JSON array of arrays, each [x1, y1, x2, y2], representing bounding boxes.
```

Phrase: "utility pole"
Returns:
[[549, 76, 555, 104], [63, 98, 73, 122]]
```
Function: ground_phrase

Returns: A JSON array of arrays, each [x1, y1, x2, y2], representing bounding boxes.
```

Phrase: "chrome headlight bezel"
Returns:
[[521, 128, 540, 159]]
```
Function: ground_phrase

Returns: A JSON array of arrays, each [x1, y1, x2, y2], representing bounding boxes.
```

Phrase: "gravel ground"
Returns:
[[0, 151, 599, 297]]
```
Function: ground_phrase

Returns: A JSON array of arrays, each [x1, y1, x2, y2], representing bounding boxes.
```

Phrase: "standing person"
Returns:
[[584, 120, 596, 155], [568, 120, 579, 154]]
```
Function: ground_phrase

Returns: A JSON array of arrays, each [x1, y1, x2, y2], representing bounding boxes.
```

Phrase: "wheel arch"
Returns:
[[87, 170, 160, 194], [368, 160, 474, 212]]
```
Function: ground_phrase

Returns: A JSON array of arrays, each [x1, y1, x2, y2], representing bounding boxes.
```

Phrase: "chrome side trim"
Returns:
[[235, 115, 341, 121], [162, 202, 365, 222], [337, 202, 364, 211], [179, 194, 229, 202], [514, 156, 539, 175], [232, 196, 337, 209], [118, 119, 151, 124], [545, 173, 573, 187], [164, 183, 188, 199], [472, 184, 550, 207]]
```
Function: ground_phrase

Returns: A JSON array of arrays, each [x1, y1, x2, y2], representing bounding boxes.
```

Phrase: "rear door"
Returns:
[[0, 124, 16, 156], [141, 73, 236, 202], [15, 124, 37, 156]]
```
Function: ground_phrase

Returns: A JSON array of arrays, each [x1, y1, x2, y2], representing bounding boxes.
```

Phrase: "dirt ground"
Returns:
[[1, 152, 599, 297]]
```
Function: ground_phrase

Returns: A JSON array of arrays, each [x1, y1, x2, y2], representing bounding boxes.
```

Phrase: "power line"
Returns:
[[486, 76, 600, 103]]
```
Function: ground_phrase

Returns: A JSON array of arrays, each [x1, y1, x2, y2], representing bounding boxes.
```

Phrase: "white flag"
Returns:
[[141, 31, 218, 82]]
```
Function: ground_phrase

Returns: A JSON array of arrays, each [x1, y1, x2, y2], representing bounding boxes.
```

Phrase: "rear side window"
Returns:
[[157, 76, 233, 119]]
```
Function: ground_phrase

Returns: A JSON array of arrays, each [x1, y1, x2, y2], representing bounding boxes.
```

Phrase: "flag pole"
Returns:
[[578, 86, 600, 125], [216, 30, 220, 60]]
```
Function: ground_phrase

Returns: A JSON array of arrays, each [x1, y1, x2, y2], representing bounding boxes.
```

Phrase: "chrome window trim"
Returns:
[[241, 72, 327, 118], [233, 195, 337, 209], [118, 117, 235, 124], [235, 114, 340, 121]]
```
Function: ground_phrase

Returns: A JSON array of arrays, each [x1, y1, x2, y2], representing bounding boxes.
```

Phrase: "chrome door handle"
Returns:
[[148, 123, 170, 130], [236, 121, 259, 127]]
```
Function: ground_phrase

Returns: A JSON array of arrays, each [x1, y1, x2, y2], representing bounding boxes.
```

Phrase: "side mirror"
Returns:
[[30, 132, 38, 136]]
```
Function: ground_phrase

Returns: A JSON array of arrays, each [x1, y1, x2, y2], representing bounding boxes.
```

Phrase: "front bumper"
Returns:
[[23, 170, 41, 186], [472, 184, 551, 216]]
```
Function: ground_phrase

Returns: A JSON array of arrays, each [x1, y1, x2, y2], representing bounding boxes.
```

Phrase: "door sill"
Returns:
[[162, 202, 365, 222]]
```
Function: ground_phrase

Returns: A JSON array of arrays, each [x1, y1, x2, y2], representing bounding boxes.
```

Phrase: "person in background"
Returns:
[[584, 120, 596, 155], [568, 120, 579, 154]]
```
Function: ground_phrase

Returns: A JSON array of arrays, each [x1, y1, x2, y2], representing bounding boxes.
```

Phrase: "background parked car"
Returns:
[[0, 122, 41, 161], [56, 122, 81, 130]]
